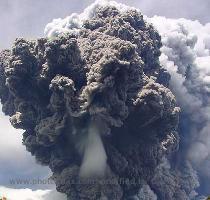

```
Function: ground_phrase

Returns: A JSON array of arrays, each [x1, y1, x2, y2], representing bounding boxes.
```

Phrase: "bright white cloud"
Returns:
[[44, 0, 135, 37], [0, 187, 66, 200], [150, 16, 210, 177]]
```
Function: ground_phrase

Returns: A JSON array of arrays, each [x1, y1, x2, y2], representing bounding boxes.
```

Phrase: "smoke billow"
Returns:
[[0, 0, 209, 199], [150, 16, 210, 196]]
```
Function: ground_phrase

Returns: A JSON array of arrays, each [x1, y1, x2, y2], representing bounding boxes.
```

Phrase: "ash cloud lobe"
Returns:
[[0, 1, 206, 200], [150, 16, 210, 197]]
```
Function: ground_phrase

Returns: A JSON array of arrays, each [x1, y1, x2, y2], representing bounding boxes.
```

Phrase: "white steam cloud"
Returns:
[[0, 187, 66, 200], [150, 16, 210, 174], [79, 121, 107, 177], [44, 0, 134, 37]]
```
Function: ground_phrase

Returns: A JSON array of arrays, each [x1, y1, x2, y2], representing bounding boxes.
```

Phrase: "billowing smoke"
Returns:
[[0, 0, 209, 199], [150, 16, 210, 196]]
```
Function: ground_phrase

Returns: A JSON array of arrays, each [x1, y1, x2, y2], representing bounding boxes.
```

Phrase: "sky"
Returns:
[[0, 0, 210, 49], [0, 0, 210, 198]]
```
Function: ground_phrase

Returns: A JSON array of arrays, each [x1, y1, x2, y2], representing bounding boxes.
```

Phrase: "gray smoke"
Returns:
[[150, 16, 210, 196], [0, 0, 209, 199]]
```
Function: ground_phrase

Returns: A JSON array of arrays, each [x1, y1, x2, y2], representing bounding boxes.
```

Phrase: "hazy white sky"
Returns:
[[0, 0, 210, 49], [0, 105, 51, 189], [0, 0, 210, 198]]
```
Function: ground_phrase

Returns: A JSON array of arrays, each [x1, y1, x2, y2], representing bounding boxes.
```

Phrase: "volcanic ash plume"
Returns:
[[150, 16, 210, 197], [0, 0, 208, 199]]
